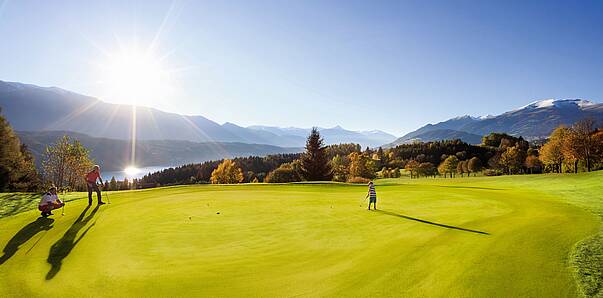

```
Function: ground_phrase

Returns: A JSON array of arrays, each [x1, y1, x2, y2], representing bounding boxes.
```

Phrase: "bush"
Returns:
[[346, 176, 370, 184], [483, 169, 502, 176], [265, 164, 301, 183]]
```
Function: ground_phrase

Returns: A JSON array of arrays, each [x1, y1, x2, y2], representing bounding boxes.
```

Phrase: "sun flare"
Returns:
[[124, 166, 141, 177], [99, 48, 172, 106]]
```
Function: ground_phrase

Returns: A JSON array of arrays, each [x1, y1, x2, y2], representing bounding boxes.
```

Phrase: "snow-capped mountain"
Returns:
[[388, 99, 603, 146]]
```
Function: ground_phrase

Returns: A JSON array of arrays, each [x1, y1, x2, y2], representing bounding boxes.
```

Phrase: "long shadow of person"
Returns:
[[0, 217, 55, 265], [46, 205, 100, 280], [376, 209, 490, 235]]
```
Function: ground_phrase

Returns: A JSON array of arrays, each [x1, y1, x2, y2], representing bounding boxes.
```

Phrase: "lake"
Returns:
[[102, 165, 172, 181]]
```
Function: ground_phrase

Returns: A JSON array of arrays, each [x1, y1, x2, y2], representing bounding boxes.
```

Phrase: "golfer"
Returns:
[[38, 186, 64, 217], [366, 181, 377, 210], [85, 165, 106, 205]]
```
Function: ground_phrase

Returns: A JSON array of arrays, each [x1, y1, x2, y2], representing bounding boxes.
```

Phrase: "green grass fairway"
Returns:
[[1, 172, 601, 297]]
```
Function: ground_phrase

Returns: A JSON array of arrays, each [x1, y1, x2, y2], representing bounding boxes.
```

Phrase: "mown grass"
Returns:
[[0, 172, 601, 297], [0, 192, 86, 218]]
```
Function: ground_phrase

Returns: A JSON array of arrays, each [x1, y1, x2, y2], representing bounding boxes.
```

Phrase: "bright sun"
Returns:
[[99, 48, 172, 106], [124, 166, 141, 177]]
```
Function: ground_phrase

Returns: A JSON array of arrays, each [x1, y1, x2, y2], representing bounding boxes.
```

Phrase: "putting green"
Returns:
[[0, 172, 601, 297]]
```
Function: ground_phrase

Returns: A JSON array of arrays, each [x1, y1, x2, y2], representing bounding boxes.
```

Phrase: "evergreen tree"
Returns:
[[109, 176, 118, 191], [0, 109, 40, 191], [299, 128, 332, 181], [122, 178, 130, 190]]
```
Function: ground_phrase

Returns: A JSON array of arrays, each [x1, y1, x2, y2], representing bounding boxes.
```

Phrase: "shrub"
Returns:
[[265, 163, 301, 183], [483, 169, 502, 176], [346, 176, 370, 184]]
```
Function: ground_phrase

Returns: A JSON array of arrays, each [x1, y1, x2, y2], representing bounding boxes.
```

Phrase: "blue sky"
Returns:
[[1, 0, 602, 135]]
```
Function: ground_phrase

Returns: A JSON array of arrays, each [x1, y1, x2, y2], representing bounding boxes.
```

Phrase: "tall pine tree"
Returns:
[[300, 128, 332, 181]]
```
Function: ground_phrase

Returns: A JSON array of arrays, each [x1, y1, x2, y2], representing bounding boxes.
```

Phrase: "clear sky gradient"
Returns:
[[1, 0, 602, 135]]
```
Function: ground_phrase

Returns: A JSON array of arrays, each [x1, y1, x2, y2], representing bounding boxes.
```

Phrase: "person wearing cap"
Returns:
[[38, 186, 64, 217], [85, 165, 106, 205]]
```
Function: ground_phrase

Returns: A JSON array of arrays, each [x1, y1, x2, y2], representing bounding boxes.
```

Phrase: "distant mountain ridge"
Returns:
[[17, 130, 302, 171], [0, 80, 396, 148], [247, 125, 397, 148], [388, 99, 603, 146]]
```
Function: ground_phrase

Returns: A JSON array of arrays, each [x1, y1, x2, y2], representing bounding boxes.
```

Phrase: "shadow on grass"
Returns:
[[0, 217, 55, 265], [376, 209, 490, 235], [0, 193, 40, 218], [46, 205, 99, 280], [432, 185, 504, 191]]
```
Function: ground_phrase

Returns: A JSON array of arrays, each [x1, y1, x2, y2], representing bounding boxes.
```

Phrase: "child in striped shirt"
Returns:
[[366, 181, 377, 210]]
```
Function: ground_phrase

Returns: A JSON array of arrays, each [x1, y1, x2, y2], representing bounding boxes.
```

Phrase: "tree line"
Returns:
[[1, 105, 602, 192]]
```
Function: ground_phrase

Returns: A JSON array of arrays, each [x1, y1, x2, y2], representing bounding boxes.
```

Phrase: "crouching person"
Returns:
[[38, 186, 64, 217]]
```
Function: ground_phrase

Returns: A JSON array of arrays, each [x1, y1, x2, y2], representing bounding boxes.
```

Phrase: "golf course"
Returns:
[[0, 172, 601, 297]]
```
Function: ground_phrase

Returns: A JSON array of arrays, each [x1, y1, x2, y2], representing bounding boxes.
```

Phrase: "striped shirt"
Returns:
[[368, 184, 376, 199]]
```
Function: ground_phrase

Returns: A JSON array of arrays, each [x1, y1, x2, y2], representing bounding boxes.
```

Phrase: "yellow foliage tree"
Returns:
[[539, 126, 568, 173], [210, 160, 244, 184]]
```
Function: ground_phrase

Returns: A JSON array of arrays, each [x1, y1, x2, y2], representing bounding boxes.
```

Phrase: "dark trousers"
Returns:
[[86, 182, 102, 204], [369, 198, 377, 210]]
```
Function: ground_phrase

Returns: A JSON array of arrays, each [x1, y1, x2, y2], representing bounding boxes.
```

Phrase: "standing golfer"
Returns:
[[366, 181, 377, 210], [85, 165, 106, 205]]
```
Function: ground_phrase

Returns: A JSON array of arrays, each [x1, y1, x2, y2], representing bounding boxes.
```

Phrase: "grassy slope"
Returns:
[[0, 173, 601, 297]]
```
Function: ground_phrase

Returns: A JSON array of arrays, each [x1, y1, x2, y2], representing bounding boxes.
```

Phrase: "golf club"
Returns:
[[60, 191, 65, 216], [359, 196, 368, 207], [105, 187, 111, 204]]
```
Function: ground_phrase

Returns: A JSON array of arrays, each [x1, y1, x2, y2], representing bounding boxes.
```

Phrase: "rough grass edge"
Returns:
[[570, 230, 603, 298]]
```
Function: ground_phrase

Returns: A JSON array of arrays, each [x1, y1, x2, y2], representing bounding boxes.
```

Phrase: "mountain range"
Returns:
[[388, 99, 603, 146], [0, 80, 397, 148], [17, 130, 301, 171], [2, 80, 602, 155]]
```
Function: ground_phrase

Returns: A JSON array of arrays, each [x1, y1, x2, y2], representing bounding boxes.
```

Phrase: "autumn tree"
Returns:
[[299, 128, 332, 181], [265, 163, 301, 183], [43, 135, 93, 191], [539, 127, 568, 173], [570, 119, 599, 172], [405, 160, 420, 179], [331, 155, 349, 182], [593, 130, 603, 168], [500, 146, 525, 174], [438, 156, 459, 178], [524, 155, 542, 174], [348, 152, 375, 179], [210, 159, 244, 184], [456, 160, 466, 177], [418, 162, 436, 178], [467, 157, 482, 176]]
